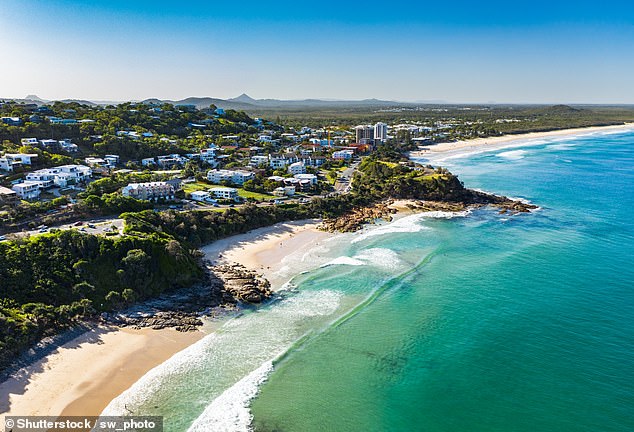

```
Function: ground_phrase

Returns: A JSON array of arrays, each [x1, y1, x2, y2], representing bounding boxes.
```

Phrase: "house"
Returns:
[[288, 162, 306, 175], [0, 185, 18, 203], [210, 187, 238, 200], [156, 154, 186, 168], [301, 156, 326, 167], [294, 173, 318, 185], [59, 139, 79, 152], [0, 157, 20, 172], [104, 155, 120, 166], [249, 155, 269, 167], [26, 165, 92, 187], [190, 190, 215, 203], [12, 181, 41, 200], [21, 138, 39, 146], [269, 154, 294, 169], [122, 182, 175, 201], [207, 169, 254, 185], [39, 139, 58, 148], [332, 150, 354, 160], [141, 157, 156, 167], [273, 186, 296, 197], [1, 117, 22, 126], [3, 153, 38, 167]]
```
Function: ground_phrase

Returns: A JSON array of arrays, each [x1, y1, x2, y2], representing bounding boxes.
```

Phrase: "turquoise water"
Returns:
[[104, 130, 634, 431], [250, 131, 634, 431]]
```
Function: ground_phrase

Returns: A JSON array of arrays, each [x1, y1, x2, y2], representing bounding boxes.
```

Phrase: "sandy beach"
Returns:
[[412, 123, 634, 157], [0, 326, 203, 419], [201, 219, 333, 288], [0, 219, 330, 420]]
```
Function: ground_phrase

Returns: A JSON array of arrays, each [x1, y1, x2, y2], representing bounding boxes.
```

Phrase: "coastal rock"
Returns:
[[319, 201, 397, 233], [208, 263, 272, 304]]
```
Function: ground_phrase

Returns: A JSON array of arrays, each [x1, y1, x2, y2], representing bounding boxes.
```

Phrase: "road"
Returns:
[[334, 161, 359, 194]]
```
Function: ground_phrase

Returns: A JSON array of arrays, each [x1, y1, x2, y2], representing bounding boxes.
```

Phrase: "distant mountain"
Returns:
[[228, 93, 258, 104]]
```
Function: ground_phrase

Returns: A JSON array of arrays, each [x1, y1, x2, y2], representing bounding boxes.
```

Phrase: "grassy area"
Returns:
[[182, 181, 275, 202], [237, 189, 275, 201], [181, 181, 212, 194]]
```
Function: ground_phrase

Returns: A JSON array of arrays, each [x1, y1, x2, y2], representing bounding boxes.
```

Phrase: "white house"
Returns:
[[4, 153, 37, 166], [0, 157, 20, 172], [26, 165, 92, 187], [288, 162, 306, 175], [332, 150, 354, 160], [273, 186, 296, 197], [20, 138, 39, 146], [39, 139, 58, 148], [122, 182, 175, 201], [12, 181, 41, 200], [190, 190, 215, 203], [207, 169, 254, 185], [210, 187, 238, 200], [249, 155, 269, 167], [294, 173, 318, 185]]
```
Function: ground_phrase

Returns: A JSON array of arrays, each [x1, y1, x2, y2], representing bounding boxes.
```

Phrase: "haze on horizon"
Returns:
[[1, 0, 633, 104]]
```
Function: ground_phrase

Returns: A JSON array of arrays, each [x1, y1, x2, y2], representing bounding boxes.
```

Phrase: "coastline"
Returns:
[[0, 326, 203, 419], [411, 123, 634, 158], [0, 219, 330, 420], [201, 219, 333, 288]]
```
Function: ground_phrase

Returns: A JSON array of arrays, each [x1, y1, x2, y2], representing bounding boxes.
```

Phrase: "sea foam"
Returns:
[[187, 360, 274, 432]]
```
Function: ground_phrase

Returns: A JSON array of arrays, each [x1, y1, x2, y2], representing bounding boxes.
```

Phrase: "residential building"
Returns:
[[210, 187, 238, 200], [332, 150, 355, 160], [21, 138, 39, 146], [141, 157, 156, 167], [269, 154, 295, 169], [300, 156, 326, 167], [355, 125, 374, 144], [288, 162, 306, 175], [156, 154, 186, 168], [374, 122, 388, 143], [12, 181, 41, 200], [0, 157, 20, 172], [206, 169, 254, 185], [273, 186, 296, 197], [294, 173, 318, 185], [122, 182, 175, 201], [7, 154, 37, 165], [249, 155, 269, 167], [26, 165, 92, 187], [39, 139, 58, 148], [1, 117, 22, 126], [0, 185, 18, 203], [190, 190, 215, 203]]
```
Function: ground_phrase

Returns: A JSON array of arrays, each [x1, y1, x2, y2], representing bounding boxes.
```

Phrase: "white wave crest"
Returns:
[[187, 361, 274, 432], [496, 149, 528, 160], [322, 256, 366, 267], [322, 248, 403, 271], [351, 213, 432, 244]]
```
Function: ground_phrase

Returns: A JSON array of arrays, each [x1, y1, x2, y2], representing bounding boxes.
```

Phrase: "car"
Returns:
[[73, 221, 84, 226], [0, 235, 6, 241], [38, 228, 48, 233], [87, 223, 96, 229]]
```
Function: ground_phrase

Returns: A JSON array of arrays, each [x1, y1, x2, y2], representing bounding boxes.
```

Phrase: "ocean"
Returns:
[[103, 129, 634, 431]]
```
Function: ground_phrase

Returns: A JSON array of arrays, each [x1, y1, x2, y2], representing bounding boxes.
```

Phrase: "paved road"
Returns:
[[334, 161, 359, 194]]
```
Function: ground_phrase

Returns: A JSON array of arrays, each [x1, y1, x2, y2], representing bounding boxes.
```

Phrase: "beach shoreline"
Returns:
[[0, 219, 329, 420], [411, 123, 634, 158]]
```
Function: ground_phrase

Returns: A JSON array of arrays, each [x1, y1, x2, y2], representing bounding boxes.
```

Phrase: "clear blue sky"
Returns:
[[1, 0, 633, 103]]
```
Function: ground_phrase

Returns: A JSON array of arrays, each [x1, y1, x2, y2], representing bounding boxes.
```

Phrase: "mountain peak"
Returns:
[[229, 93, 257, 103], [25, 94, 45, 102]]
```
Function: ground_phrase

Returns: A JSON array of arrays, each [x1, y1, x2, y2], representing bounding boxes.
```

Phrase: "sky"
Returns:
[[1, 0, 633, 104]]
